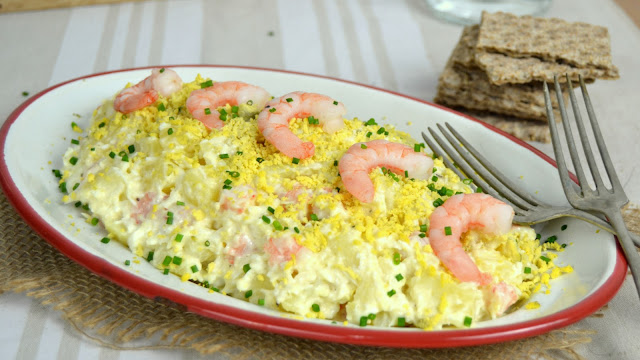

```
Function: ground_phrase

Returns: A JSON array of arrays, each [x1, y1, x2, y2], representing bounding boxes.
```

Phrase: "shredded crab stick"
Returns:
[[257, 91, 346, 159], [428, 193, 514, 285], [114, 68, 183, 114], [338, 139, 434, 203], [186, 81, 271, 129]]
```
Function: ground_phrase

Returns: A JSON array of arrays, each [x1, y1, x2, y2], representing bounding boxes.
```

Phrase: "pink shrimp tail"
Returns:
[[428, 193, 514, 284], [114, 87, 159, 114]]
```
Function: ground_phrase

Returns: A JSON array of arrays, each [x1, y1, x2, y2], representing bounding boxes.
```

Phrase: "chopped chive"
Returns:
[[222, 184, 232, 190], [310, 214, 319, 221], [100, 237, 110, 244], [561, 224, 568, 231], [393, 252, 401, 265], [397, 317, 406, 327], [333, 101, 338, 105], [243, 264, 251, 273], [286, 97, 293, 102], [108, 151, 116, 159], [176, 201, 185, 206], [71, 139, 80, 145], [269, 108, 276, 113], [121, 154, 129, 162], [420, 224, 428, 233], [561, 243, 567, 248], [98, 122, 106, 128], [22, 91, 29, 97], [273, 220, 283, 231], [524, 267, 532, 274], [307, 116, 319, 125], [404, 170, 409, 178], [247, 99, 254, 105], [168, 128, 174, 135], [395, 273, 404, 281], [365, 118, 377, 126], [333, 160, 338, 166], [312, 303, 320, 312], [366, 131, 372, 138], [419, 233, 427, 238], [162, 256, 172, 266], [475, 187, 483, 193], [224, 179, 232, 185], [125, 260, 131, 266], [146, 251, 154, 262], [159, 68, 165, 73], [219, 153, 229, 159], [90, 217, 99, 226], [71, 183, 79, 191], [172, 256, 182, 265], [462, 178, 473, 185], [444, 226, 452, 236], [540, 255, 551, 263], [258, 298, 265, 306], [256, 157, 264, 163], [167, 211, 174, 217], [204, 107, 211, 115], [52, 169, 62, 178], [157, 103, 166, 111], [360, 144, 367, 149], [433, 198, 444, 207], [262, 215, 271, 224], [292, 157, 300, 164], [166, 217, 173, 225], [191, 265, 199, 273], [368, 313, 376, 320], [244, 290, 253, 298], [294, 227, 300, 234], [163, 269, 170, 275], [376, 127, 385, 135], [200, 80, 213, 88], [267, 206, 275, 214], [387, 289, 396, 297], [74, 201, 82, 207], [231, 105, 239, 114], [545, 235, 557, 243], [175, 233, 184, 242], [82, 204, 90, 211], [204, 240, 210, 246], [431, 175, 438, 182], [464, 316, 472, 327], [128, 145, 135, 154], [536, 233, 542, 240], [359, 316, 368, 327]]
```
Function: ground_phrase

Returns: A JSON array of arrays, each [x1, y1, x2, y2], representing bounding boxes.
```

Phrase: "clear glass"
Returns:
[[425, 0, 552, 25]]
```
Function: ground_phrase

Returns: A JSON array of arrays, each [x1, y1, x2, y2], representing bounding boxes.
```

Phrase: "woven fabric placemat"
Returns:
[[4, 192, 639, 359]]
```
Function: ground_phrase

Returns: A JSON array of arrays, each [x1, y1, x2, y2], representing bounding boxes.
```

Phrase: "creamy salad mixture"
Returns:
[[57, 70, 571, 329]]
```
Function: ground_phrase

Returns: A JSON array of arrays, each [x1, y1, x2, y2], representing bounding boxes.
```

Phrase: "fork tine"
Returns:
[[443, 123, 544, 209], [546, 79, 581, 203], [579, 76, 626, 194], [422, 127, 524, 212], [434, 124, 536, 211], [566, 74, 607, 192]]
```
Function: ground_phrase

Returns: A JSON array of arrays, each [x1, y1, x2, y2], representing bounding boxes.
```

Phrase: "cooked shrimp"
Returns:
[[489, 281, 519, 315], [114, 68, 183, 114], [427, 193, 514, 285], [186, 81, 271, 130], [338, 140, 433, 203], [264, 236, 303, 265], [257, 92, 346, 159]]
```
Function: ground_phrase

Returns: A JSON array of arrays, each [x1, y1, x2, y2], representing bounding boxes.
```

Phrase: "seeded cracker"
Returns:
[[476, 12, 619, 85], [435, 26, 564, 123]]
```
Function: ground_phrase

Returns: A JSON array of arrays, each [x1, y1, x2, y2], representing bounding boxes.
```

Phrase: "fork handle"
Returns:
[[566, 208, 640, 248], [605, 210, 640, 299]]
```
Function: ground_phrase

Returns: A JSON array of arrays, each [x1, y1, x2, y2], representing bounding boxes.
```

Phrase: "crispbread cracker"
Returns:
[[477, 12, 619, 74]]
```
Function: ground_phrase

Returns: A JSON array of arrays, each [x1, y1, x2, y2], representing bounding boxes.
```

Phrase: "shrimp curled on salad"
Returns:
[[186, 81, 271, 129], [257, 91, 346, 159], [338, 139, 433, 203], [428, 193, 514, 285], [114, 68, 183, 114]]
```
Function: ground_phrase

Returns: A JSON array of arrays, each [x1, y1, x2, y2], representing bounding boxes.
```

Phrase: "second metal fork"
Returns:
[[422, 123, 640, 247], [545, 74, 640, 299]]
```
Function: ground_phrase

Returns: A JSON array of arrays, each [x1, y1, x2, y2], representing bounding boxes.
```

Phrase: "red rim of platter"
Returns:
[[0, 65, 627, 348]]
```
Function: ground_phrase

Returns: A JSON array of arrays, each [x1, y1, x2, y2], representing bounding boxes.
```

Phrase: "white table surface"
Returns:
[[1, 0, 639, 359]]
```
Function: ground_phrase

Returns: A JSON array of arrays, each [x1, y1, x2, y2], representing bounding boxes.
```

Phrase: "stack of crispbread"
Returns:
[[434, 12, 619, 142]]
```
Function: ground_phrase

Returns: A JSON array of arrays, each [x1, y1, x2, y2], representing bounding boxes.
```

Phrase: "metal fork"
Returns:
[[545, 74, 640, 299], [422, 123, 640, 247]]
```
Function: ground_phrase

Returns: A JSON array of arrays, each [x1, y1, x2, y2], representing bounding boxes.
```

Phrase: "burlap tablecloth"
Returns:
[[7, 192, 640, 359]]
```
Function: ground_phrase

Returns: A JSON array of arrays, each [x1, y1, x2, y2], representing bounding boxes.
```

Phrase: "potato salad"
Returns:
[[58, 69, 571, 330]]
